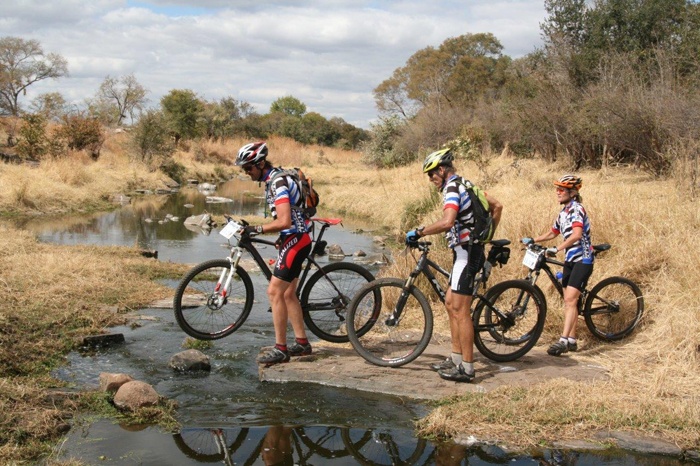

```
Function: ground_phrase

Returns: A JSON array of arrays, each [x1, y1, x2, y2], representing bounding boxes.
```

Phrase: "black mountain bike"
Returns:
[[346, 239, 547, 367], [173, 217, 379, 342], [520, 240, 644, 340]]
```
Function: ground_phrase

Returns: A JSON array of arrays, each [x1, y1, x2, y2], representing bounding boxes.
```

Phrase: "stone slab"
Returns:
[[259, 341, 609, 401]]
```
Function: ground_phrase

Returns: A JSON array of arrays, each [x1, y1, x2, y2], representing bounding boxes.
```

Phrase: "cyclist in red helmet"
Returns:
[[236, 141, 313, 365], [526, 174, 593, 356]]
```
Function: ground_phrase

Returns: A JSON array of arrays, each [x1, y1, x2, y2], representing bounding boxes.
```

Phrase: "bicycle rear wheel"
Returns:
[[347, 278, 433, 368], [473, 279, 546, 362], [173, 259, 254, 340], [584, 276, 644, 341], [301, 261, 379, 343]]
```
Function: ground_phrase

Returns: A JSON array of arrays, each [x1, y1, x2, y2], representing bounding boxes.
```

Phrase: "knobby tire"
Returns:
[[584, 276, 644, 340], [173, 259, 254, 340], [300, 261, 378, 343], [473, 279, 546, 362], [346, 278, 433, 368]]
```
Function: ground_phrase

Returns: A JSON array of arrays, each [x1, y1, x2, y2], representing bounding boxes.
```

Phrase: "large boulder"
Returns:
[[99, 373, 134, 393]]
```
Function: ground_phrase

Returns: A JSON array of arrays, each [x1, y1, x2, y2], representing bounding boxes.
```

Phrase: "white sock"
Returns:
[[462, 361, 474, 374], [568, 337, 577, 344], [451, 352, 463, 365]]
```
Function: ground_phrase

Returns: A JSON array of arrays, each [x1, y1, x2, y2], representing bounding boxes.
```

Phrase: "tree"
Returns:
[[160, 89, 204, 143], [0, 36, 68, 116], [270, 95, 306, 117], [373, 33, 508, 119], [96, 74, 148, 125], [28, 92, 67, 122]]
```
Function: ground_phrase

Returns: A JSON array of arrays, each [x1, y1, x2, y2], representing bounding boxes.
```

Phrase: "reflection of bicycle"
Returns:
[[520, 241, 644, 340], [346, 239, 547, 367], [341, 427, 427, 466], [173, 217, 379, 342], [172, 425, 429, 466]]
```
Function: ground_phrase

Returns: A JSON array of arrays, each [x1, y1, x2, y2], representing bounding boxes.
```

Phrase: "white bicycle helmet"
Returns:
[[236, 142, 268, 166]]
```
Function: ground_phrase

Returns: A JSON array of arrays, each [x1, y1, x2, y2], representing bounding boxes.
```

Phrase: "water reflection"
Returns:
[[59, 421, 686, 465]]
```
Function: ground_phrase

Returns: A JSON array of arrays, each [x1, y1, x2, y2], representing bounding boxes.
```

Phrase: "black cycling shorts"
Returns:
[[562, 261, 593, 292], [273, 233, 312, 283], [449, 243, 485, 296]]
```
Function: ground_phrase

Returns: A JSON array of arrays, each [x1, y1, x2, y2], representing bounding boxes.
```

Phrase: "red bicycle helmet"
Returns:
[[236, 142, 268, 166]]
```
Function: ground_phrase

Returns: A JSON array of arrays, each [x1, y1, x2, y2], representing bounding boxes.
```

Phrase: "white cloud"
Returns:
[[0, 0, 546, 128]]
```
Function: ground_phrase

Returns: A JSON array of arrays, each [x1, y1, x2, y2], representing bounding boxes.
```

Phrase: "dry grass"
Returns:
[[1, 132, 699, 457], [0, 225, 187, 462]]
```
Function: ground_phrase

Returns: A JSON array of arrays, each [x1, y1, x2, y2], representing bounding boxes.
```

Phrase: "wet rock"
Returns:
[[169, 349, 211, 372], [373, 236, 387, 245], [353, 250, 367, 257], [327, 244, 346, 260], [198, 182, 217, 191], [552, 439, 607, 450], [593, 431, 683, 457], [139, 249, 158, 259], [99, 373, 135, 393], [184, 213, 214, 229], [113, 381, 160, 411], [205, 196, 233, 204], [81, 333, 125, 348]]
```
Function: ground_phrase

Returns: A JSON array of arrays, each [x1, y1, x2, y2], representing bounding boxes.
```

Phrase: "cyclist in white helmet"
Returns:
[[406, 148, 503, 383], [236, 141, 313, 365]]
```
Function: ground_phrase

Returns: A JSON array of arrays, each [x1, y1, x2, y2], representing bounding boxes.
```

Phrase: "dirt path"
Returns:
[[259, 341, 609, 400]]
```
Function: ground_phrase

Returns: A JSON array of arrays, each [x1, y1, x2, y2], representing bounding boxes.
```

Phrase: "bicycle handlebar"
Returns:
[[520, 239, 611, 257]]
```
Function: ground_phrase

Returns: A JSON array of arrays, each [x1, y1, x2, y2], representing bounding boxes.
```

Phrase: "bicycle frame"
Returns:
[[222, 218, 337, 299], [387, 241, 498, 325], [522, 242, 610, 312]]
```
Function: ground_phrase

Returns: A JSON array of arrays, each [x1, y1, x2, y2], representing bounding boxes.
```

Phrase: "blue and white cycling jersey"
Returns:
[[264, 168, 310, 235], [552, 200, 593, 264]]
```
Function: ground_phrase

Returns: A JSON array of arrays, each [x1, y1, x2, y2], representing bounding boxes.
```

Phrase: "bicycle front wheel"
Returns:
[[301, 261, 378, 343], [584, 276, 644, 341], [347, 278, 433, 368], [473, 279, 547, 362], [173, 259, 254, 340]]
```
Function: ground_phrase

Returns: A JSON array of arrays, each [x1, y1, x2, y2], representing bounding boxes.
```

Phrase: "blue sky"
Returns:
[[1, 0, 547, 128]]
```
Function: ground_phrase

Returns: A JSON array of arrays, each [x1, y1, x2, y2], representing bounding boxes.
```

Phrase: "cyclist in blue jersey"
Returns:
[[406, 149, 503, 383], [528, 174, 593, 356], [236, 141, 313, 365]]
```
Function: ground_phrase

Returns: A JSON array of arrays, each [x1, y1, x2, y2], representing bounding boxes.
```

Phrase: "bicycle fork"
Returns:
[[209, 247, 244, 309], [385, 269, 421, 327]]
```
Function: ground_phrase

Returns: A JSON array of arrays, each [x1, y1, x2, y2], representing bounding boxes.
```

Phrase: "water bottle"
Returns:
[[555, 271, 563, 283]]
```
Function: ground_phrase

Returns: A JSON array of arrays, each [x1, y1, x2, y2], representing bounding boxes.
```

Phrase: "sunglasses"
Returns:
[[427, 169, 439, 178], [556, 187, 568, 193], [242, 164, 256, 173]]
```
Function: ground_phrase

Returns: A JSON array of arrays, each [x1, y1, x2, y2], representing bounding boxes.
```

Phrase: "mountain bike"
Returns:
[[346, 239, 547, 367], [520, 240, 644, 340], [173, 216, 380, 343]]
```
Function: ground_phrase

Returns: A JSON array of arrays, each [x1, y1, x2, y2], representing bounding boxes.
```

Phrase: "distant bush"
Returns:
[[15, 114, 48, 160], [130, 110, 174, 163], [54, 115, 105, 159], [361, 116, 415, 168]]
